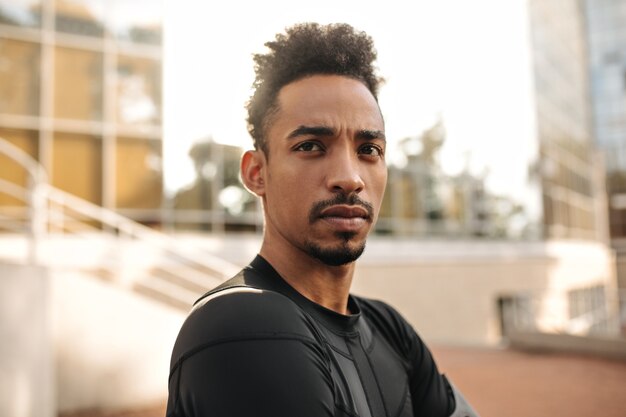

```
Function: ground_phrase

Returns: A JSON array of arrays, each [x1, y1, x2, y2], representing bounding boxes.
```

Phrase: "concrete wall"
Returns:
[[0, 263, 54, 417], [51, 270, 185, 413], [352, 239, 616, 345]]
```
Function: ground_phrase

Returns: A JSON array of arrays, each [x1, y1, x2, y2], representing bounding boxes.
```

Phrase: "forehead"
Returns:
[[269, 75, 384, 136]]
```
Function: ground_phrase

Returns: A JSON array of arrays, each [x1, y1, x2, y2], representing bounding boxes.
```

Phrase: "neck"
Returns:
[[259, 240, 355, 315]]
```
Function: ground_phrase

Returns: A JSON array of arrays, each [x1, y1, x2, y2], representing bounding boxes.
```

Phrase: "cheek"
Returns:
[[266, 174, 312, 215], [368, 168, 388, 203]]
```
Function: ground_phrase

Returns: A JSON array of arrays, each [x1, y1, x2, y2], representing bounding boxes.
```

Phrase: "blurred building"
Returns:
[[529, 0, 608, 241], [585, 0, 626, 288], [171, 137, 258, 232], [0, 0, 163, 224], [379, 120, 535, 238], [375, 0, 608, 242], [0, 3, 167, 414]]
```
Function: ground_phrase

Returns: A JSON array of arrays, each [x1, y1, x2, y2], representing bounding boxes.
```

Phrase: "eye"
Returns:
[[359, 144, 384, 158], [293, 141, 324, 152]]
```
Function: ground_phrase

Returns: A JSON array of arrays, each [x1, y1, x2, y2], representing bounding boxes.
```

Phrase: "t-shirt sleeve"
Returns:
[[166, 289, 336, 417], [362, 299, 455, 417], [405, 329, 455, 417]]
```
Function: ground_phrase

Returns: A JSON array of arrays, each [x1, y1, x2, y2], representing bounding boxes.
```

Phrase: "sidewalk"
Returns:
[[61, 346, 626, 417], [432, 345, 626, 417]]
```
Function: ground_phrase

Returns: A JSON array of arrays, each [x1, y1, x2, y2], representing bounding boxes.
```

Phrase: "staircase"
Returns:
[[0, 137, 239, 310]]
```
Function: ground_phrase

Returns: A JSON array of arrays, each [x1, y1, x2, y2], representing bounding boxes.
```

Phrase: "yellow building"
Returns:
[[0, 0, 163, 223]]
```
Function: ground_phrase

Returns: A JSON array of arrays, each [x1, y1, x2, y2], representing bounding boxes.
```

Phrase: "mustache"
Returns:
[[308, 193, 374, 224]]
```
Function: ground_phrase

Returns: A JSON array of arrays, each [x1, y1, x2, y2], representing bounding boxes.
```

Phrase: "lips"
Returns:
[[308, 196, 374, 230], [317, 205, 371, 232], [320, 205, 370, 220]]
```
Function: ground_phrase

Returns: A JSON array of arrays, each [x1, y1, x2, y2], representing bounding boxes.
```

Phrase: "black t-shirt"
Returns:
[[167, 255, 457, 417]]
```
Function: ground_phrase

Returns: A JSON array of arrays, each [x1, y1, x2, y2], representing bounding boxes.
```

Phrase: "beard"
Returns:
[[304, 232, 366, 266], [303, 193, 373, 266]]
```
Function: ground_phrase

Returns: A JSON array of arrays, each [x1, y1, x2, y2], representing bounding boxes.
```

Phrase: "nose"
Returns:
[[326, 149, 365, 194]]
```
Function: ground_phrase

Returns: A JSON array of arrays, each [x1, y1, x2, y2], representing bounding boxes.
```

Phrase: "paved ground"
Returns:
[[61, 346, 626, 417], [433, 345, 626, 417]]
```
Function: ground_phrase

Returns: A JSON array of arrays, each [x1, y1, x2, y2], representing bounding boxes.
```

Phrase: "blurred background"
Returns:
[[0, 0, 625, 416]]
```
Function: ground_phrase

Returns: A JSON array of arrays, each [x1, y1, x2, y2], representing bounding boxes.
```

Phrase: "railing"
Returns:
[[0, 137, 239, 310]]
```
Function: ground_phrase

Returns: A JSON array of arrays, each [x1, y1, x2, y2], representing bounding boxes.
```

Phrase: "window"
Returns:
[[52, 132, 102, 204], [115, 136, 162, 209], [0, 38, 40, 116], [54, 47, 103, 121], [55, 0, 105, 38], [116, 55, 161, 126]]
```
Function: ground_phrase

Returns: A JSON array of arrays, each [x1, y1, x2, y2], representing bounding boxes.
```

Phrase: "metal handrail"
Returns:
[[43, 184, 239, 277], [0, 138, 48, 184], [0, 136, 238, 309]]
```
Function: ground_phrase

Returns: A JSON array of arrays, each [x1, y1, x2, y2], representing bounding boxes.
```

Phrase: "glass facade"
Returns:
[[529, 0, 600, 240], [0, 0, 162, 224], [586, 0, 626, 238]]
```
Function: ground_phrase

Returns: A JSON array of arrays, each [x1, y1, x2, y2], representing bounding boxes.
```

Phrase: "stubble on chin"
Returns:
[[303, 232, 366, 266]]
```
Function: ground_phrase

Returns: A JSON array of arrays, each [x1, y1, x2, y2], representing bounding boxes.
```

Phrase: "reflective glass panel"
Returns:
[[112, 0, 161, 45], [0, 128, 38, 206], [115, 136, 162, 209], [0, 39, 40, 116], [54, 47, 103, 121], [55, 0, 105, 38], [0, 0, 41, 28], [52, 132, 102, 204], [116, 55, 161, 126], [530, 0, 598, 239]]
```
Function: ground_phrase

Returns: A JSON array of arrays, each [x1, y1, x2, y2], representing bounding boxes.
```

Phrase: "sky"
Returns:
[[163, 0, 541, 218]]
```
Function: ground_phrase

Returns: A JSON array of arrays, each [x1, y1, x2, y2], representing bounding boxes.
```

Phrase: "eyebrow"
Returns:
[[287, 125, 334, 139], [287, 125, 386, 141], [357, 129, 386, 141]]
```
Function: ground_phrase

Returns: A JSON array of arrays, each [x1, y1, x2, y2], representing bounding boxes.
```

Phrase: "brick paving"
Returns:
[[60, 346, 626, 417]]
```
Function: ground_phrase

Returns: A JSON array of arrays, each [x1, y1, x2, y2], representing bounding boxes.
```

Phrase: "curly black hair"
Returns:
[[246, 23, 383, 154]]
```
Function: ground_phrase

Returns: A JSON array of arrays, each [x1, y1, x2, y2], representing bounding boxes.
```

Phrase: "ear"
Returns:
[[240, 150, 266, 197]]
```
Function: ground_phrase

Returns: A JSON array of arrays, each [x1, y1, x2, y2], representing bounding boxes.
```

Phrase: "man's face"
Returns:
[[258, 75, 387, 266]]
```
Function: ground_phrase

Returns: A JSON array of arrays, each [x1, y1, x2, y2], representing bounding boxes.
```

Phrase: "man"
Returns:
[[166, 23, 479, 417]]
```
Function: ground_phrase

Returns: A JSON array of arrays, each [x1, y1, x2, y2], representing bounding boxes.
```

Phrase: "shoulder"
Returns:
[[170, 283, 320, 366], [167, 284, 339, 417]]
